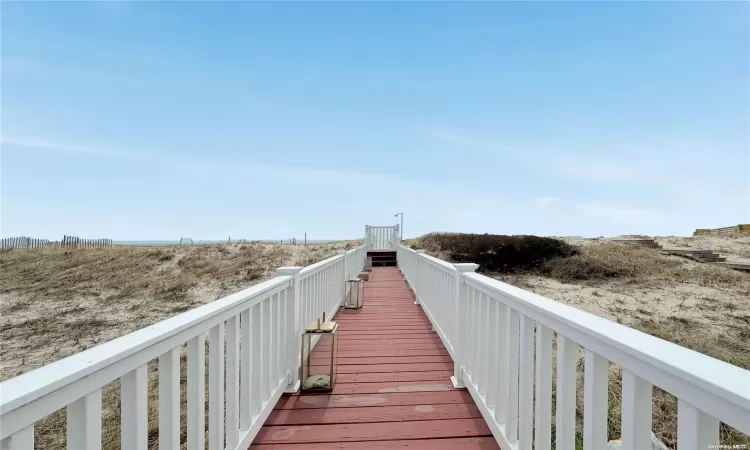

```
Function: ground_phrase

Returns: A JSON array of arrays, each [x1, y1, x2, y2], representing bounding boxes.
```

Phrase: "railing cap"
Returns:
[[454, 263, 479, 273], [276, 266, 304, 276]]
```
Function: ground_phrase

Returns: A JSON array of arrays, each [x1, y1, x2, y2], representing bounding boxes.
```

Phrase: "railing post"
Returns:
[[277, 266, 304, 393], [364, 225, 371, 250], [451, 263, 479, 389], [393, 224, 400, 249], [414, 250, 425, 305]]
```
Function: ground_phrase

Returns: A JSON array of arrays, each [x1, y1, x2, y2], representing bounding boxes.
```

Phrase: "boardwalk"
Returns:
[[253, 266, 498, 449]]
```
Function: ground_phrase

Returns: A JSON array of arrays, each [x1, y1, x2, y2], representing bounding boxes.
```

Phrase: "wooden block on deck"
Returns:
[[359, 272, 370, 281], [305, 321, 337, 333]]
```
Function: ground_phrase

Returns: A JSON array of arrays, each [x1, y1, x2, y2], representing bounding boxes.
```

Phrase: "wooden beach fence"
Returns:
[[60, 235, 113, 249], [0, 237, 53, 250]]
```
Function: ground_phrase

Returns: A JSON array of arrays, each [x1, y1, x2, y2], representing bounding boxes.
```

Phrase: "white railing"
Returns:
[[364, 224, 399, 250], [0, 246, 366, 450], [396, 245, 750, 450]]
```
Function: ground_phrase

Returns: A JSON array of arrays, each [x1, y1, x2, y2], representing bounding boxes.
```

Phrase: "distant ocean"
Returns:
[[112, 239, 350, 246]]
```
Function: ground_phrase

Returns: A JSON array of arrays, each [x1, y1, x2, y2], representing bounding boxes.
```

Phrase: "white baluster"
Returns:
[[209, 324, 224, 450], [519, 315, 534, 450], [584, 350, 608, 450], [1, 426, 33, 450], [159, 347, 181, 450], [556, 335, 577, 450], [240, 308, 252, 429], [478, 292, 488, 396], [226, 315, 240, 448], [495, 303, 508, 423], [251, 302, 262, 415], [466, 288, 476, 379], [262, 298, 271, 395], [269, 293, 278, 391], [486, 298, 498, 408], [621, 370, 652, 450], [535, 324, 553, 450], [677, 400, 719, 450], [187, 333, 205, 450], [121, 365, 148, 450], [505, 309, 520, 443], [280, 268, 302, 392], [276, 290, 285, 383], [452, 264, 478, 389], [67, 389, 102, 450]]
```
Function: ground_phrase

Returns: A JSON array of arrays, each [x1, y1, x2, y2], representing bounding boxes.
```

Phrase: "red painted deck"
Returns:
[[253, 267, 498, 449]]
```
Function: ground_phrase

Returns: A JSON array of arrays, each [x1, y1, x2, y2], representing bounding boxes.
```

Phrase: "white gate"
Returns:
[[365, 225, 399, 250]]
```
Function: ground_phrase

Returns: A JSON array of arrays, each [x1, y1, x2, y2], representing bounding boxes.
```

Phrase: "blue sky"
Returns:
[[2, 1, 748, 240]]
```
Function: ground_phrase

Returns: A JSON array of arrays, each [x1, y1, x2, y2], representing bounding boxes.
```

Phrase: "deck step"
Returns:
[[367, 251, 397, 267]]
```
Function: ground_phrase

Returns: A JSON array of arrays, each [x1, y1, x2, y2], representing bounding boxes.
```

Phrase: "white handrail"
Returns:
[[396, 244, 750, 450], [0, 246, 366, 449]]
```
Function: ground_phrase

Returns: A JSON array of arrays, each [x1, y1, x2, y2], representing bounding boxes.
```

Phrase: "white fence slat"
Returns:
[[494, 302, 508, 423], [535, 324, 553, 450], [262, 298, 271, 396], [240, 308, 252, 429], [251, 302, 262, 415], [677, 400, 720, 450], [318, 271, 323, 321], [466, 287, 476, 379], [478, 292, 488, 396], [519, 315, 534, 450], [159, 347, 180, 450], [485, 299, 497, 408], [505, 309, 520, 443], [226, 315, 240, 448], [556, 335, 578, 450], [269, 294, 278, 392], [208, 324, 225, 450], [121, 365, 148, 450], [67, 388, 102, 450], [621, 370, 652, 450], [277, 290, 285, 383], [0, 426, 33, 450], [584, 349, 609, 450], [279, 288, 287, 386], [187, 334, 205, 450]]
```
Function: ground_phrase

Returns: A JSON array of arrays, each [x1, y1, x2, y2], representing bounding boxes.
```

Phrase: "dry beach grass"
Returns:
[[0, 241, 356, 449], [409, 233, 750, 448]]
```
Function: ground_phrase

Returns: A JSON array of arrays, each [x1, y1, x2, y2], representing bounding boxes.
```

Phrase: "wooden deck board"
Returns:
[[274, 391, 476, 410], [254, 418, 492, 443], [252, 437, 499, 449], [265, 403, 483, 425], [252, 267, 498, 449]]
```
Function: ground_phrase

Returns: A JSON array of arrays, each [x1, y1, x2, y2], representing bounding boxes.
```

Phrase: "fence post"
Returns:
[[393, 224, 400, 249], [277, 266, 304, 393], [452, 263, 479, 388], [364, 225, 370, 250], [414, 250, 426, 305]]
